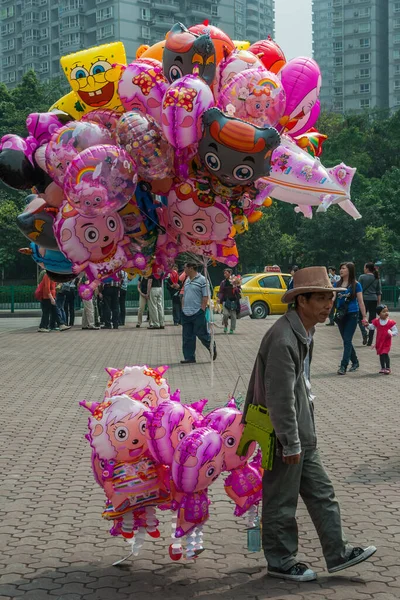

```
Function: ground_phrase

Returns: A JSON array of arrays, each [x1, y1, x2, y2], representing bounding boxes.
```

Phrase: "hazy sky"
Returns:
[[275, 0, 313, 60]]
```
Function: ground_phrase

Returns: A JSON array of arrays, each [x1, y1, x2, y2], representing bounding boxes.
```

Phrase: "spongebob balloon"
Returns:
[[50, 42, 127, 119]]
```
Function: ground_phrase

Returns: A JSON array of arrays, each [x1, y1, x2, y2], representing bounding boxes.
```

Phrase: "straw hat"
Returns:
[[281, 266, 347, 304]]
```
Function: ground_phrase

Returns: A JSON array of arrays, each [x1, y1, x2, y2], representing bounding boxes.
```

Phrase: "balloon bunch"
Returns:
[[80, 364, 262, 561], [1, 23, 360, 295]]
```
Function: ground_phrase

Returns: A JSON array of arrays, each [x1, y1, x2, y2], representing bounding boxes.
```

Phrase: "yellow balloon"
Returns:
[[49, 91, 85, 120], [233, 40, 251, 51]]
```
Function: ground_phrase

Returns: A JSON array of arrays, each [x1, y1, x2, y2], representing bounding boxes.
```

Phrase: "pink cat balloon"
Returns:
[[171, 427, 224, 537], [118, 60, 169, 124], [277, 57, 321, 135], [104, 365, 171, 406], [54, 201, 132, 299]]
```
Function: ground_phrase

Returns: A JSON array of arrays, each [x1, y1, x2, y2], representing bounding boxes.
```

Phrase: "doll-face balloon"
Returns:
[[213, 50, 263, 100], [118, 60, 168, 124], [105, 365, 171, 406], [163, 22, 216, 85], [146, 400, 196, 466], [198, 108, 281, 186]]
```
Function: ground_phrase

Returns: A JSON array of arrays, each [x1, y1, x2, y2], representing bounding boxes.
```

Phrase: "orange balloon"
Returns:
[[248, 210, 264, 223], [136, 40, 166, 62], [263, 197, 273, 207], [188, 23, 235, 64], [248, 38, 286, 74]]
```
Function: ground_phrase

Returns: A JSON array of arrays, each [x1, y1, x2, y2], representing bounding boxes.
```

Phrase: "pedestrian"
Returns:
[[218, 268, 241, 334], [136, 275, 149, 328], [55, 283, 67, 325], [100, 278, 120, 330], [244, 266, 376, 582], [335, 262, 368, 375], [358, 262, 382, 346], [166, 264, 182, 326], [37, 273, 69, 332], [80, 275, 100, 330], [368, 304, 397, 374], [181, 262, 217, 364], [288, 265, 299, 290], [63, 278, 77, 327], [326, 266, 340, 326], [119, 270, 128, 326], [147, 273, 165, 330]]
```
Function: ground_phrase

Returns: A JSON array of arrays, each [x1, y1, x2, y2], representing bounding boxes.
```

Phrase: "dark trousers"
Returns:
[[380, 354, 390, 369], [40, 299, 58, 330], [328, 305, 335, 325], [64, 291, 76, 326], [172, 298, 182, 325], [358, 299, 378, 344], [119, 288, 126, 325], [337, 312, 358, 369], [262, 448, 349, 571], [56, 292, 66, 325], [103, 286, 120, 328], [182, 309, 211, 360]]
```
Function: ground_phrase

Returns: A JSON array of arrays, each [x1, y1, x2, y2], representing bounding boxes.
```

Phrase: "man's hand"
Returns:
[[282, 453, 301, 465]]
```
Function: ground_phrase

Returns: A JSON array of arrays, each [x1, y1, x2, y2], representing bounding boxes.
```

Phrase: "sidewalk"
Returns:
[[0, 317, 399, 600]]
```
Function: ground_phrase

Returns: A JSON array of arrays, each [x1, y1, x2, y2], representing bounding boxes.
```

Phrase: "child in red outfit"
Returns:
[[368, 304, 398, 374]]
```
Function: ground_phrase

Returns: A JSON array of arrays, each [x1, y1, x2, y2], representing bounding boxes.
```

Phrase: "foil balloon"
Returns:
[[161, 74, 214, 151], [217, 68, 286, 128], [118, 61, 169, 123], [19, 242, 74, 275], [81, 109, 121, 137], [163, 22, 216, 86], [189, 23, 235, 65], [277, 57, 322, 134], [213, 50, 263, 100], [63, 144, 137, 216], [16, 195, 58, 250], [116, 111, 173, 180], [171, 427, 224, 537], [104, 365, 171, 406], [248, 38, 286, 74], [294, 129, 327, 158], [198, 108, 281, 186], [287, 100, 321, 137], [26, 111, 71, 146], [45, 121, 113, 185], [54, 201, 132, 299], [136, 40, 166, 62]]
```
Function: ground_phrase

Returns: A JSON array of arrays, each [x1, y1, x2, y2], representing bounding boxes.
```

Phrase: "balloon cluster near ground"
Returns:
[[0, 22, 360, 294], [80, 364, 262, 560]]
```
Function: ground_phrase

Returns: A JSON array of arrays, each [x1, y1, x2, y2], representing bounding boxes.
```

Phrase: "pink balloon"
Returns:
[[161, 74, 214, 151], [81, 109, 121, 137], [116, 111, 174, 180], [217, 68, 286, 128], [119, 61, 169, 124], [45, 121, 112, 185], [287, 100, 321, 137], [277, 57, 321, 134], [63, 144, 137, 216], [146, 400, 196, 466], [213, 50, 263, 100], [104, 365, 171, 405]]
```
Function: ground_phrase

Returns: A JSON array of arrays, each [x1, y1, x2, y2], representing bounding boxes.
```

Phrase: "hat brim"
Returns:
[[282, 286, 348, 304]]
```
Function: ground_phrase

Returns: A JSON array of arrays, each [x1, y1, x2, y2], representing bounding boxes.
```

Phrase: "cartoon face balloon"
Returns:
[[213, 50, 263, 100], [189, 23, 235, 64], [163, 22, 216, 85], [21, 242, 74, 275], [217, 68, 286, 128], [146, 400, 196, 466], [16, 195, 58, 250], [104, 365, 171, 406], [118, 60, 169, 123], [198, 108, 281, 186]]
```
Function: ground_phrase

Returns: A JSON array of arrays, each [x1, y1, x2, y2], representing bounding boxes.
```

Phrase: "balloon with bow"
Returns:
[[118, 60, 169, 124]]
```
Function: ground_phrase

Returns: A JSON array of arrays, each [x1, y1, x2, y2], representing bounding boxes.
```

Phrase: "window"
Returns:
[[360, 83, 370, 94], [359, 7, 370, 17], [96, 7, 113, 21], [359, 38, 370, 48], [394, 49, 400, 60], [141, 25, 150, 38], [395, 2, 400, 14], [141, 8, 151, 19], [40, 61, 49, 74], [40, 28, 49, 39], [40, 10, 49, 22], [60, 15, 80, 31], [334, 56, 343, 66], [360, 99, 370, 109], [359, 68, 370, 78], [2, 71, 16, 83], [333, 27, 342, 36], [395, 65, 400, 74], [2, 39, 15, 51], [394, 33, 400, 44], [23, 0, 38, 8], [23, 46, 39, 59], [23, 63, 36, 74], [333, 41, 343, 51], [23, 13, 39, 26], [359, 23, 370, 33], [96, 25, 114, 41], [0, 6, 14, 19], [394, 80, 400, 91], [2, 55, 16, 68], [395, 18, 400, 28], [395, 97, 400, 107], [282, 275, 291, 289], [211, 5, 218, 16], [1, 22, 15, 36], [334, 86, 343, 95], [259, 275, 282, 289], [360, 53, 370, 63], [40, 44, 49, 56], [333, 100, 343, 111], [62, 33, 81, 48], [23, 30, 40, 43]]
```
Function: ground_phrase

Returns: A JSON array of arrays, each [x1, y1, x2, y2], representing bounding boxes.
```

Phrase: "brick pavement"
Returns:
[[1, 316, 400, 600]]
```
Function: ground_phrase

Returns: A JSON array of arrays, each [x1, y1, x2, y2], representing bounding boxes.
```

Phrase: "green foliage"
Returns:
[[238, 109, 400, 282]]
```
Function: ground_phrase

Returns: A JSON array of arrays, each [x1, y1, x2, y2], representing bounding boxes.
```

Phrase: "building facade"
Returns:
[[313, 0, 389, 113], [388, 0, 400, 109], [0, 0, 275, 88]]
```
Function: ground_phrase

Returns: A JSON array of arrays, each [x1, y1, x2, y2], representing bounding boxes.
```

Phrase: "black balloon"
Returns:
[[46, 270, 75, 283], [16, 195, 58, 250]]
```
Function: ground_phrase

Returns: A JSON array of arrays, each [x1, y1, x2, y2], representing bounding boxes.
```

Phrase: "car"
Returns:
[[213, 272, 291, 319]]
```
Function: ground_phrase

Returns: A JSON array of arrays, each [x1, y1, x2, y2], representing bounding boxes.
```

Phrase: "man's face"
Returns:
[[299, 292, 334, 325], [224, 270, 231, 279]]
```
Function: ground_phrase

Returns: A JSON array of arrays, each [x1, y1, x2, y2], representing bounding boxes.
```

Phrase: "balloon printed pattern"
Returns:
[[0, 21, 359, 286]]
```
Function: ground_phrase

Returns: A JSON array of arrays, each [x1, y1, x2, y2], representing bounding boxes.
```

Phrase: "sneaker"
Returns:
[[224, 327, 228, 334], [328, 546, 377, 574], [337, 366, 346, 375], [362, 335, 368, 346], [326, 322, 335, 326], [229, 329, 234, 334], [180, 359, 196, 364], [379, 368, 386, 374], [37, 328, 50, 333], [384, 368, 391, 375], [136, 324, 140, 328], [59, 324, 70, 331], [349, 361, 359, 372], [268, 562, 317, 582], [88, 326, 100, 330]]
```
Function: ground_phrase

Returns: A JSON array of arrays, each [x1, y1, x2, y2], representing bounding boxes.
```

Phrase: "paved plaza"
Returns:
[[1, 314, 400, 600]]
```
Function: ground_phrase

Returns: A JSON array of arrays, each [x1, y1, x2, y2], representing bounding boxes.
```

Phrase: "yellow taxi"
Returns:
[[214, 269, 291, 319]]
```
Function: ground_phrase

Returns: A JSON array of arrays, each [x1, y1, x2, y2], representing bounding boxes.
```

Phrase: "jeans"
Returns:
[[119, 288, 126, 325], [358, 299, 378, 344], [172, 298, 182, 325], [56, 292, 66, 324], [337, 312, 359, 369], [64, 290, 76, 326], [182, 309, 211, 360], [103, 285, 120, 328]]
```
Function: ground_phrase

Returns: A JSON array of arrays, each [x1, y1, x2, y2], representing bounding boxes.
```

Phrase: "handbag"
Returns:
[[224, 298, 237, 311], [238, 296, 252, 319], [334, 296, 350, 323]]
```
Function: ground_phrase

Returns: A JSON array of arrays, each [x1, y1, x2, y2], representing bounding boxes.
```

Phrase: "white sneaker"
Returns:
[[59, 324, 71, 331], [37, 328, 50, 333]]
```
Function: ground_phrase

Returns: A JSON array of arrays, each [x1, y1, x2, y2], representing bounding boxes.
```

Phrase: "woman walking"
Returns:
[[358, 262, 382, 346], [335, 262, 368, 375]]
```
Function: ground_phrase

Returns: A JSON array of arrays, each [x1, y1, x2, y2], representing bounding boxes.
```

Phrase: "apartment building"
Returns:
[[0, 0, 275, 88]]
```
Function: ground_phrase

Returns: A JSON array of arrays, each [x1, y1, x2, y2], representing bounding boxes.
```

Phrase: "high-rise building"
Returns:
[[313, 0, 389, 113], [0, 0, 275, 88], [388, 0, 400, 110]]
